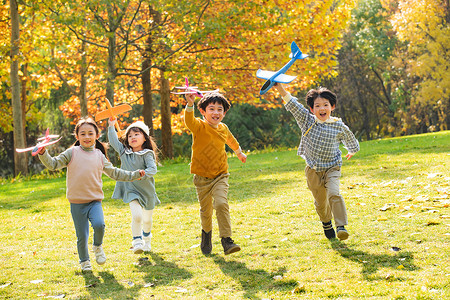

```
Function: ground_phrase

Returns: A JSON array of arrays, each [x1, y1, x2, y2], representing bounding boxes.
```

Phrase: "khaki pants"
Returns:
[[305, 166, 348, 227], [193, 173, 232, 238]]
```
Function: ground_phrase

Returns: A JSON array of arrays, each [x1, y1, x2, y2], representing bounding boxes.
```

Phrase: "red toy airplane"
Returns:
[[16, 128, 62, 156], [95, 98, 131, 137], [171, 77, 219, 98]]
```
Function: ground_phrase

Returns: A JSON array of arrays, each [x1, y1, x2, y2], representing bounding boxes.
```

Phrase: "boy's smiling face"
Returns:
[[310, 97, 335, 122], [199, 102, 226, 128]]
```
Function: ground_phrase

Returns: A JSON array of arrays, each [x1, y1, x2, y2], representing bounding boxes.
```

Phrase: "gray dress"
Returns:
[[108, 126, 160, 210]]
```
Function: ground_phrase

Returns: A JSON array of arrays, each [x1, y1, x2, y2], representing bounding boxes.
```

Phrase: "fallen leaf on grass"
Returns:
[[416, 195, 430, 202], [144, 283, 155, 288], [30, 279, 43, 284], [273, 275, 283, 280], [377, 216, 388, 221], [397, 265, 405, 269], [439, 215, 450, 219], [190, 244, 200, 249], [292, 285, 306, 294], [379, 203, 398, 211], [426, 219, 441, 226], [175, 288, 188, 293], [427, 173, 441, 178], [0, 282, 12, 288], [45, 294, 65, 299], [400, 195, 414, 202], [390, 246, 401, 251], [400, 213, 415, 218]]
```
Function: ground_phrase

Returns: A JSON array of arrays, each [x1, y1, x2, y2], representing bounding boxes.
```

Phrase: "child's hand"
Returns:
[[346, 153, 354, 160], [108, 117, 117, 127], [238, 152, 247, 163], [139, 170, 146, 177], [185, 93, 195, 107], [274, 83, 287, 97]]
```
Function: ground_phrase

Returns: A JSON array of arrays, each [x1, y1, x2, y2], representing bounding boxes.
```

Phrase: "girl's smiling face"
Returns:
[[199, 102, 226, 128], [76, 123, 99, 148], [310, 97, 335, 122], [127, 129, 145, 152]]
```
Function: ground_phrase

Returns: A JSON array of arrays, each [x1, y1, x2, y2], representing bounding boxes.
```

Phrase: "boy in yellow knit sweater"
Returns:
[[184, 92, 247, 255]]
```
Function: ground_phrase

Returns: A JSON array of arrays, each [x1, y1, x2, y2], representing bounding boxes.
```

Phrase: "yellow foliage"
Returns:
[[390, 0, 450, 127]]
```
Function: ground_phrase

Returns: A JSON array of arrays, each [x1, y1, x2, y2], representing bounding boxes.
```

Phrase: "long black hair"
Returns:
[[73, 117, 109, 159]]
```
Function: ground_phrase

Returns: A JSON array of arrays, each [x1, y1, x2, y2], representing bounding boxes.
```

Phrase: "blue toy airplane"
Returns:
[[256, 41, 308, 95]]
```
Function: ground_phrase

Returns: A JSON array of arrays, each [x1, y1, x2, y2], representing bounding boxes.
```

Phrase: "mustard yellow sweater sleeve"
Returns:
[[184, 108, 240, 178]]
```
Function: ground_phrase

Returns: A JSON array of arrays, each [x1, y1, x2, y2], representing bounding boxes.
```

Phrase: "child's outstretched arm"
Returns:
[[107, 117, 125, 153], [38, 147, 72, 170], [234, 147, 247, 163], [102, 157, 145, 181], [274, 83, 288, 98]]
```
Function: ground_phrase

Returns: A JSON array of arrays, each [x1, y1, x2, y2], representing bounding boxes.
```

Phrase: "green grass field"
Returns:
[[0, 131, 449, 299]]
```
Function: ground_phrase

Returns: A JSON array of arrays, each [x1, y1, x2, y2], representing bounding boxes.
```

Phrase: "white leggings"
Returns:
[[129, 200, 153, 238]]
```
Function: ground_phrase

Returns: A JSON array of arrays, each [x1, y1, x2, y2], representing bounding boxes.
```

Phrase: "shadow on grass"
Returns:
[[136, 252, 192, 286], [81, 271, 142, 299], [212, 255, 298, 299], [330, 240, 419, 281], [78, 253, 191, 299]]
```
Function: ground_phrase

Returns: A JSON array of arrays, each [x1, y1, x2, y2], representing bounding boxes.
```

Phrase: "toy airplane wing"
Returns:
[[174, 86, 199, 89], [256, 69, 276, 80], [95, 104, 132, 121], [273, 73, 297, 83], [16, 137, 62, 155], [37, 135, 59, 141], [171, 91, 198, 94], [256, 70, 297, 83]]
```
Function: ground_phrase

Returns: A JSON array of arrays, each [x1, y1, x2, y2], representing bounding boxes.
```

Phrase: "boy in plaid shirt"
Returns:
[[274, 83, 359, 240]]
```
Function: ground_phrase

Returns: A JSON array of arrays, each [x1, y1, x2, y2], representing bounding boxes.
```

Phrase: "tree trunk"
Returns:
[[10, 0, 28, 176], [106, 33, 116, 105], [160, 69, 172, 159], [80, 40, 88, 117], [21, 63, 27, 139], [142, 58, 154, 136]]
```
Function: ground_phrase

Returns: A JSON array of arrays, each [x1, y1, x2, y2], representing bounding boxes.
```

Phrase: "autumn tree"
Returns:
[[390, 0, 450, 131]]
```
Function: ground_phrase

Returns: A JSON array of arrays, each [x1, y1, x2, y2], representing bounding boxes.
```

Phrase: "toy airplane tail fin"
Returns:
[[289, 41, 308, 60]]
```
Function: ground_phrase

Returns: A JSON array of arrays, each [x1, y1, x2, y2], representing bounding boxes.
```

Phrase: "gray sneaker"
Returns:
[[221, 237, 241, 255], [337, 226, 349, 241]]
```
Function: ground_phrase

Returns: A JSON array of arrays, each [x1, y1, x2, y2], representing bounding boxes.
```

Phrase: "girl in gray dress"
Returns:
[[108, 118, 160, 253]]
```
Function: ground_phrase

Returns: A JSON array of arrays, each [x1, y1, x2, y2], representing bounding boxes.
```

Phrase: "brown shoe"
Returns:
[[221, 237, 241, 255], [201, 230, 212, 254]]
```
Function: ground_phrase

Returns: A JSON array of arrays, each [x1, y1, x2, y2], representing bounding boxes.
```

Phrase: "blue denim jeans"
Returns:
[[70, 201, 105, 263]]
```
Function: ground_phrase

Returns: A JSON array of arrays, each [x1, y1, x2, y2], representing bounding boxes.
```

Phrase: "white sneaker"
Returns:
[[80, 260, 92, 271], [92, 245, 106, 265], [132, 239, 144, 254], [143, 236, 151, 252]]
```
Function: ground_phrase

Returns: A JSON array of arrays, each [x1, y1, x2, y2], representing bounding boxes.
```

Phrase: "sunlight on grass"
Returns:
[[0, 132, 449, 299]]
